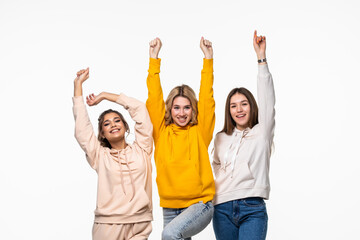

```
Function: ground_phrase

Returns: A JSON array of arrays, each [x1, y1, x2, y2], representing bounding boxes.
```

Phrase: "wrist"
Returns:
[[257, 53, 266, 59], [74, 80, 83, 88], [150, 53, 159, 59], [204, 54, 213, 59]]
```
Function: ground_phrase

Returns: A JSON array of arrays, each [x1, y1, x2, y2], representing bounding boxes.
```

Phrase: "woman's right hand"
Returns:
[[149, 38, 162, 59], [200, 37, 213, 59], [74, 68, 89, 85], [253, 30, 266, 60]]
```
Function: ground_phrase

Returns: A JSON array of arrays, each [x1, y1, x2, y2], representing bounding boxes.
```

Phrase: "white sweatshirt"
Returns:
[[212, 64, 275, 205]]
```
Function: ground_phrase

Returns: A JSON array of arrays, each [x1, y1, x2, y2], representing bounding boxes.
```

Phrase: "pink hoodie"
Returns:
[[73, 93, 153, 224]]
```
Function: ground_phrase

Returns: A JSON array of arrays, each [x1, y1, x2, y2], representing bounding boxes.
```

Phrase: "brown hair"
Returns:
[[220, 87, 258, 135], [97, 109, 130, 148], [165, 84, 198, 126]]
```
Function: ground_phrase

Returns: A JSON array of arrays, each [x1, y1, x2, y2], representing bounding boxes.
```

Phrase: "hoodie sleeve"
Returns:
[[73, 96, 101, 170], [146, 58, 166, 143], [197, 58, 215, 147], [257, 64, 275, 140], [212, 133, 221, 175], [116, 94, 153, 155]]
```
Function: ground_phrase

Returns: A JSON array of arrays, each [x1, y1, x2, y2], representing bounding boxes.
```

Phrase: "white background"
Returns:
[[1, 0, 360, 239]]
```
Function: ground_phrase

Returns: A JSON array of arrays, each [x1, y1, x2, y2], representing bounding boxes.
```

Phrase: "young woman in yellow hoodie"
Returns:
[[73, 68, 153, 240], [146, 37, 216, 239]]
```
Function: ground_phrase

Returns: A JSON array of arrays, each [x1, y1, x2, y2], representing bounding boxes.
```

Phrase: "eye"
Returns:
[[104, 123, 109, 126], [173, 106, 179, 110], [115, 119, 121, 123], [230, 105, 236, 108], [185, 106, 191, 110], [242, 103, 248, 106]]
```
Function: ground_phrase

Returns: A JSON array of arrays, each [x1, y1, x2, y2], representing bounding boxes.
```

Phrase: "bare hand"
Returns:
[[253, 30, 266, 59], [200, 37, 213, 59], [149, 38, 162, 59], [86, 93, 103, 106], [74, 68, 89, 84]]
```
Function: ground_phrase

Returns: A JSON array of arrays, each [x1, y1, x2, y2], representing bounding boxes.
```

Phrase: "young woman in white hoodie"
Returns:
[[212, 31, 275, 240], [73, 68, 153, 240]]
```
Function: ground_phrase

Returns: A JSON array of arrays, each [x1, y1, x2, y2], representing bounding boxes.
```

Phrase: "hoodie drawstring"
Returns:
[[222, 128, 249, 177], [117, 150, 136, 201]]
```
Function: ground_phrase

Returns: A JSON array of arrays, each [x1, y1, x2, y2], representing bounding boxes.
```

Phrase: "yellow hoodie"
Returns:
[[146, 58, 215, 208]]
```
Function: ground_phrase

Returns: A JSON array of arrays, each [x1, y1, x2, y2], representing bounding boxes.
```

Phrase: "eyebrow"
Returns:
[[230, 100, 248, 104], [173, 104, 191, 107], [103, 117, 121, 123]]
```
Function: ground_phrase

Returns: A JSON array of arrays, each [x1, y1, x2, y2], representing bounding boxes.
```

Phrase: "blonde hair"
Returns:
[[165, 84, 198, 126]]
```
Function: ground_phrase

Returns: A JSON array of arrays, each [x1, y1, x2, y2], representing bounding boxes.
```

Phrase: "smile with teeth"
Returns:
[[110, 128, 121, 133], [236, 114, 245, 118], [177, 116, 187, 122]]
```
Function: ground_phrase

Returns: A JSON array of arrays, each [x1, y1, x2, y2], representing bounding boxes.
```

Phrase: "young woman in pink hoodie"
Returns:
[[73, 68, 153, 240]]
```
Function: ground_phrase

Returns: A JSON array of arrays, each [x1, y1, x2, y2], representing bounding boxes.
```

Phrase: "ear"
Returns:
[[99, 131, 105, 139]]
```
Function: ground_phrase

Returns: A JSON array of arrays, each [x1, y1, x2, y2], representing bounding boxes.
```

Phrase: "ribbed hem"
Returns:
[[94, 211, 153, 224], [213, 187, 270, 205], [160, 195, 214, 209]]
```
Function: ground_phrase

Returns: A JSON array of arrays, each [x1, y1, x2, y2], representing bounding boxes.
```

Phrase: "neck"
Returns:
[[235, 125, 248, 131], [110, 139, 127, 150]]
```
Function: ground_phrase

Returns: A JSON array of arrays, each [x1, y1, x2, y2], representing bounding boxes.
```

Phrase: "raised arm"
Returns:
[[86, 92, 153, 154], [73, 68, 101, 170], [253, 30, 275, 138], [197, 37, 215, 147], [146, 38, 165, 143]]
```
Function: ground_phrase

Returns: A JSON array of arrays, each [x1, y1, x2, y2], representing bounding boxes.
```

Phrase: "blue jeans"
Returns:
[[213, 198, 268, 240], [162, 201, 214, 240]]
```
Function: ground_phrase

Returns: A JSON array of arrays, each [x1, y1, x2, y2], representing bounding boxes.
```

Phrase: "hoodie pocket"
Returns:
[[157, 161, 203, 199], [235, 161, 255, 188]]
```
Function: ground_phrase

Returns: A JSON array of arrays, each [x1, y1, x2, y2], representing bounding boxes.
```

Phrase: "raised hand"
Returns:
[[74, 68, 89, 97], [86, 93, 104, 106], [74, 68, 90, 85], [253, 30, 266, 60], [200, 37, 213, 59], [149, 38, 162, 59]]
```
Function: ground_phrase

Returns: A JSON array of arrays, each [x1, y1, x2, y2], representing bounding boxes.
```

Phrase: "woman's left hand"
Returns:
[[86, 93, 103, 106]]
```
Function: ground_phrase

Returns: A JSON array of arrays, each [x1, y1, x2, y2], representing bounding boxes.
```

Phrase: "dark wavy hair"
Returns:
[[220, 87, 258, 135], [97, 109, 130, 148]]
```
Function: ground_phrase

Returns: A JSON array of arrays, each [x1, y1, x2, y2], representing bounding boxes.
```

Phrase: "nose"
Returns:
[[237, 105, 242, 112], [110, 120, 116, 127]]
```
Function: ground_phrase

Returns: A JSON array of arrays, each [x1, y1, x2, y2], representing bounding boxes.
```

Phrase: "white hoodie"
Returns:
[[212, 64, 275, 205]]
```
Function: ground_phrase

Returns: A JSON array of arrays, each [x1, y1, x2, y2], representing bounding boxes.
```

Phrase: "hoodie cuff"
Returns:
[[202, 58, 213, 72], [149, 58, 161, 73], [258, 64, 270, 77], [72, 96, 84, 106]]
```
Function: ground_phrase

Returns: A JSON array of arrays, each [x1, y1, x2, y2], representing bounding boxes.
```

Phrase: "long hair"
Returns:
[[97, 109, 130, 148], [165, 84, 198, 126], [221, 87, 259, 135]]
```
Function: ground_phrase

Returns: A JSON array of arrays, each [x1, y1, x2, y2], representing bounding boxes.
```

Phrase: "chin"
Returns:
[[176, 121, 189, 127]]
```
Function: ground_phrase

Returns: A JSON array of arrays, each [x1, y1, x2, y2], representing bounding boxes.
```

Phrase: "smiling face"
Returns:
[[230, 93, 251, 131], [171, 96, 193, 127], [101, 112, 126, 143]]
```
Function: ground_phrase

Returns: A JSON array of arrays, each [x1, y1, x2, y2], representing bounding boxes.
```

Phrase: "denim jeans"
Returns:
[[162, 201, 214, 240], [213, 198, 268, 240]]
